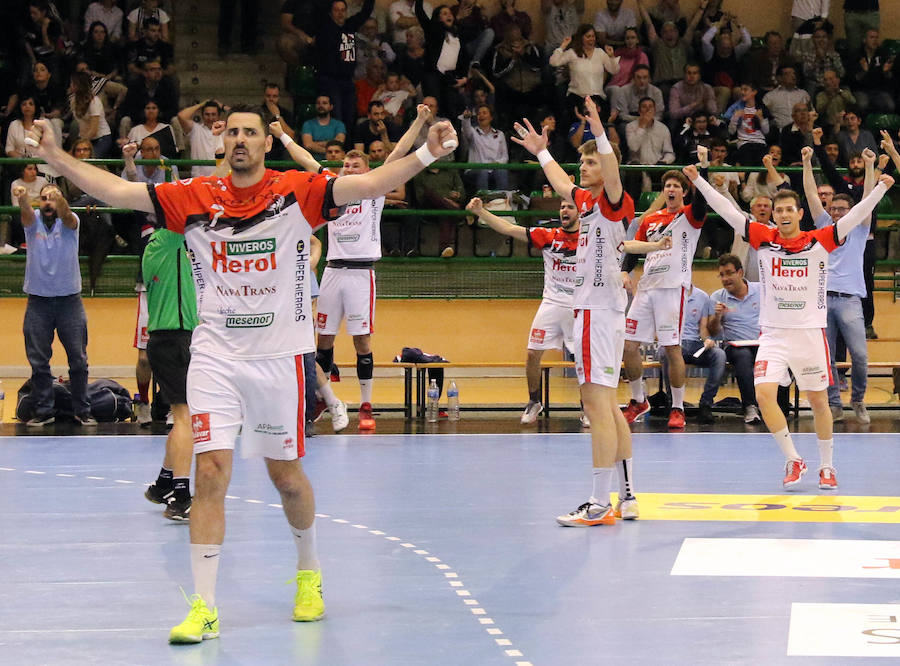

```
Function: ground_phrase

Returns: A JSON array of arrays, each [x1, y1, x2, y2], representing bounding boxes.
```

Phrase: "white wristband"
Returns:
[[279, 133, 294, 147], [415, 143, 438, 167], [537, 150, 554, 168], [595, 133, 613, 155]]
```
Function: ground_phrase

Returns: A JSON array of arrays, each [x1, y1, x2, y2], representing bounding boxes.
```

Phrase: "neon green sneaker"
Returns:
[[169, 593, 219, 644], [293, 569, 325, 622]]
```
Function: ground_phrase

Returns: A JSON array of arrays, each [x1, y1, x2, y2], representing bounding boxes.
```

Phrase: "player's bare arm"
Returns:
[[623, 236, 672, 254], [834, 175, 893, 241], [511, 118, 574, 203], [800, 146, 825, 219], [270, 121, 321, 172], [465, 197, 528, 242], [331, 121, 457, 206], [31, 118, 155, 213], [12, 185, 33, 227], [584, 95, 623, 203], [384, 104, 431, 166], [862, 147, 877, 198], [50, 188, 78, 229]]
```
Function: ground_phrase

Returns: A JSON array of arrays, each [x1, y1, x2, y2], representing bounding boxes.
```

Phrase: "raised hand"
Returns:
[[801, 145, 814, 163], [12, 185, 27, 200], [415, 103, 432, 123], [559, 36, 571, 50], [465, 197, 484, 215], [425, 120, 459, 157], [683, 164, 699, 181], [812, 126, 823, 144], [862, 147, 877, 166], [879, 174, 895, 189], [268, 121, 284, 138], [762, 152, 773, 169], [878, 154, 890, 170], [696, 143, 709, 168], [510, 117, 549, 156], [122, 141, 138, 160], [655, 236, 673, 251], [211, 120, 226, 136], [604, 45, 615, 58], [881, 129, 898, 155]]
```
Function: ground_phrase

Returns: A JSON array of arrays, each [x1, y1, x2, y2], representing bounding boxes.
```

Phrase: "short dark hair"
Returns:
[[638, 96, 656, 108], [226, 103, 267, 133], [367, 100, 385, 112], [325, 139, 344, 149], [773, 189, 802, 207], [203, 99, 222, 113], [143, 17, 161, 30], [690, 110, 709, 121], [776, 63, 796, 77], [632, 64, 650, 76], [265, 82, 279, 91], [718, 253, 743, 272], [709, 137, 727, 149], [661, 170, 690, 191], [832, 193, 854, 206]]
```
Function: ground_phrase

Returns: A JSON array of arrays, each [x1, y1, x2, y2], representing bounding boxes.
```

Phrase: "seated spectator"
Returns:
[[5, 96, 41, 160], [374, 71, 417, 126], [301, 95, 348, 160], [10, 164, 48, 207], [779, 101, 815, 165], [415, 0, 469, 119], [354, 99, 402, 152], [69, 70, 114, 157], [356, 57, 388, 119], [458, 104, 509, 191], [700, 15, 751, 112], [762, 65, 810, 131], [707, 137, 739, 205], [72, 59, 127, 131], [84, 0, 125, 44], [568, 98, 599, 150], [118, 59, 180, 144], [637, 0, 704, 99], [674, 109, 711, 164], [123, 100, 177, 157], [452, 0, 494, 69], [543, 0, 582, 55], [126, 18, 175, 81], [606, 28, 650, 89], [355, 18, 396, 80], [490, 0, 531, 45], [849, 28, 896, 114], [593, 0, 637, 48], [491, 25, 543, 124], [176, 99, 225, 177], [21, 61, 66, 139], [548, 25, 619, 120], [740, 146, 788, 207], [726, 82, 770, 166], [744, 31, 796, 94], [821, 134, 841, 166], [625, 96, 674, 194], [395, 26, 427, 89], [121, 136, 178, 239], [836, 107, 878, 164], [80, 21, 122, 81], [843, 0, 880, 59], [260, 82, 296, 145], [791, 24, 844, 97], [412, 155, 464, 257], [815, 69, 856, 136], [668, 63, 717, 123], [706, 253, 764, 424], [127, 0, 170, 43], [276, 0, 323, 66], [367, 139, 387, 162], [735, 190, 780, 281], [316, 0, 374, 133], [324, 139, 346, 162], [390, 0, 431, 48], [611, 65, 663, 124], [679, 284, 726, 424]]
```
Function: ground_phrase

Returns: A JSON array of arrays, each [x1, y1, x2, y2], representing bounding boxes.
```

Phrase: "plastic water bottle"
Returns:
[[426, 379, 440, 422], [447, 381, 460, 421]]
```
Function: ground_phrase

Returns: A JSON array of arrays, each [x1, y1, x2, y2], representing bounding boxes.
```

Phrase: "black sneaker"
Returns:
[[145, 483, 174, 505], [697, 403, 715, 424], [26, 414, 55, 427], [164, 497, 191, 521]]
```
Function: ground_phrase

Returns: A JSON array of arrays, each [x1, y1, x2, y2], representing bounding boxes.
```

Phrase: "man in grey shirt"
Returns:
[[611, 65, 664, 124]]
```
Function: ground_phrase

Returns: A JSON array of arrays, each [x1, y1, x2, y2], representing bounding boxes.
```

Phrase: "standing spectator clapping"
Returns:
[[549, 26, 620, 121]]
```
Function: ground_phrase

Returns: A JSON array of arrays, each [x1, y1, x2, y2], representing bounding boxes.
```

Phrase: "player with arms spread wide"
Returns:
[[684, 157, 893, 490], [512, 97, 665, 526], [27, 105, 458, 642]]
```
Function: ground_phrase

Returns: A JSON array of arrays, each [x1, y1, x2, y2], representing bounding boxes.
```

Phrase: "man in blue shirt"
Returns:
[[706, 253, 764, 424], [802, 145, 872, 423], [679, 284, 726, 424], [14, 182, 93, 426], [301, 95, 348, 160]]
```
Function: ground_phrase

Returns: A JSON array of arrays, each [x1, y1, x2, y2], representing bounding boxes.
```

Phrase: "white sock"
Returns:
[[817, 438, 834, 469], [617, 458, 634, 499], [773, 427, 801, 461], [190, 543, 221, 607], [671, 385, 685, 410], [359, 379, 373, 405], [290, 523, 320, 571], [630, 379, 645, 403], [318, 380, 340, 408], [590, 467, 615, 506]]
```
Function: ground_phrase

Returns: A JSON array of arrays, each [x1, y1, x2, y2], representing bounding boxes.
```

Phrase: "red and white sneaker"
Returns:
[[667, 407, 685, 430], [622, 399, 650, 424], [783, 459, 808, 489], [358, 402, 376, 431], [818, 466, 838, 489]]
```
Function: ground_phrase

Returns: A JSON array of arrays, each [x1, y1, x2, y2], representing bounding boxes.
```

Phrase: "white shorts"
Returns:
[[528, 301, 575, 353], [187, 352, 308, 460], [573, 309, 625, 387], [316, 266, 375, 336], [624, 286, 685, 346], [754, 327, 833, 392], [133, 289, 149, 350]]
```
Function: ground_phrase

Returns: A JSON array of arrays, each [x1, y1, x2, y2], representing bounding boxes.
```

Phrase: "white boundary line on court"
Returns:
[[0, 432, 887, 440], [0, 464, 534, 666]]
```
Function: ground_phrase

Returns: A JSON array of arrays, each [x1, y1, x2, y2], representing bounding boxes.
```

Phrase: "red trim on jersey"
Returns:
[[132, 294, 141, 348], [294, 354, 306, 458], [747, 223, 842, 253], [573, 187, 634, 222], [677, 286, 686, 334], [822, 328, 834, 386], [581, 310, 592, 383], [368, 269, 375, 334]]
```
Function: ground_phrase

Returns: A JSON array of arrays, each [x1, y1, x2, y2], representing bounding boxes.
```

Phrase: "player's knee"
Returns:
[[194, 454, 229, 494], [352, 335, 371, 354]]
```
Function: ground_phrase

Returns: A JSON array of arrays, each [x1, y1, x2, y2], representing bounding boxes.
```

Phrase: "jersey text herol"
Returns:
[[527, 226, 579, 306], [148, 169, 339, 359], [326, 196, 385, 261], [571, 186, 634, 311]]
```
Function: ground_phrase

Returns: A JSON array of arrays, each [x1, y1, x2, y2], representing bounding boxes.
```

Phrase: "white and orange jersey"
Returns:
[[325, 196, 386, 261], [149, 169, 339, 360], [748, 222, 841, 329], [635, 205, 704, 289], [527, 225, 579, 306], [571, 186, 635, 312]]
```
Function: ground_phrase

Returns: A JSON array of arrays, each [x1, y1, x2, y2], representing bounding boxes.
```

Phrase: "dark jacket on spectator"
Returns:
[[315, 0, 375, 79], [415, 0, 470, 77]]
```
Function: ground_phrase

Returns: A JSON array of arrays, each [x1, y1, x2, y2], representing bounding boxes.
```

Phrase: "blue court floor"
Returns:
[[1, 431, 900, 665]]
